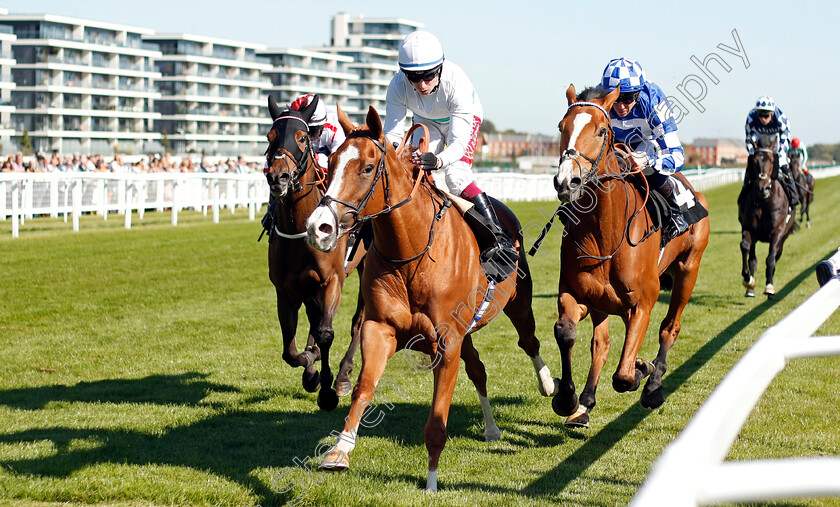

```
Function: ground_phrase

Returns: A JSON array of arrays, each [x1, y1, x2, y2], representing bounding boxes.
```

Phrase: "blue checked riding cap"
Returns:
[[601, 58, 646, 93], [755, 95, 775, 112]]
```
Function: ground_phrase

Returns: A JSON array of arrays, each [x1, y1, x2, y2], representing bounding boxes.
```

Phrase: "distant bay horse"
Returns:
[[263, 96, 366, 410], [550, 85, 710, 428], [789, 150, 814, 228], [739, 134, 797, 297], [305, 105, 560, 491]]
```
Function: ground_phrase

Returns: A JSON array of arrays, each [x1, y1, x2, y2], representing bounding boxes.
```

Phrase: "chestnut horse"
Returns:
[[789, 151, 814, 228], [551, 85, 710, 428], [305, 105, 560, 491], [739, 134, 797, 298], [264, 96, 366, 410]]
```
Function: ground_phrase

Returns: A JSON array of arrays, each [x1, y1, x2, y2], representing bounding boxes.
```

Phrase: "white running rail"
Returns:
[[631, 247, 840, 506], [0, 172, 268, 237]]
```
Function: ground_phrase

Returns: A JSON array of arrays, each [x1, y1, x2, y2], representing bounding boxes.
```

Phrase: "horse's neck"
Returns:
[[370, 174, 435, 262]]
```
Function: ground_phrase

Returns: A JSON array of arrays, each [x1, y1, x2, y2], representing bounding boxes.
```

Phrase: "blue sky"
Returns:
[[7, 0, 840, 146]]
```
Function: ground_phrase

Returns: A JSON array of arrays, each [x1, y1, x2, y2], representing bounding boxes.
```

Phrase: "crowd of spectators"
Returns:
[[0, 152, 264, 174]]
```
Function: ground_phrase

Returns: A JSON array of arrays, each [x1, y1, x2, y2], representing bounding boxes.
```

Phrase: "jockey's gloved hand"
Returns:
[[418, 152, 442, 171], [630, 151, 653, 175]]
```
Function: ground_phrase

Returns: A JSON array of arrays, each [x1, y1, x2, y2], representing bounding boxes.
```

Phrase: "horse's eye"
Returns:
[[363, 163, 375, 174], [598, 128, 607, 137]]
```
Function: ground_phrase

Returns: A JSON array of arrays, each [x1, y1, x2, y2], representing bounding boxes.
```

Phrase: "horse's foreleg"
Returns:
[[740, 231, 756, 296], [300, 299, 322, 392], [553, 292, 588, 417], [566, 310, 610, 428], [316, 277, 343, 411], [613, 305, 652, 393], [320, 320, 396, 472], [276, 292, 309, 369], [335, 284, 364, 397], [460, 334, 500, 442], [764, 231, 785, 296], [425, 342, 462, 492]]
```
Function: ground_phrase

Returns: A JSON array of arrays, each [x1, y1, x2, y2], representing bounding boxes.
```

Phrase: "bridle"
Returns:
[[752, 147, 776, 183], [263, 114, 325, 240], [317, 129, 449, 264], [558, 101, 613, 179], [264, 114, 323, 198]]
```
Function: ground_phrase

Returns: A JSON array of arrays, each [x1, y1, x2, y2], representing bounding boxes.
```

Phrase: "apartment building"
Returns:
[[143, 33, 272, 156], [258, 47, 357, 115], [0, 12, 161, 155], [0, 9, 16, 153]]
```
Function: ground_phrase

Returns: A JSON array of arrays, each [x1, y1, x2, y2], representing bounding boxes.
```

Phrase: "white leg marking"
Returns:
[[478, 393, 500, 442], [531, 355, 560, 397], [426, 469, 438, 492]]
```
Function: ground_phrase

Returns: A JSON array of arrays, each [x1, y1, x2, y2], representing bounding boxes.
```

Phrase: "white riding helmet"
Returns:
[[398, 31, 444, 72], [289, 94, 326, 127], [755, 95, 775, 112]]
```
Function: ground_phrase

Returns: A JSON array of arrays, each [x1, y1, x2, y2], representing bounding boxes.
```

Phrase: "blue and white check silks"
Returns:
[[745, 107, 791, 165]]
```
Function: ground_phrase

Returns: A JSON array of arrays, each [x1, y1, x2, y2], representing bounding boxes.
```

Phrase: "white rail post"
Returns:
[[171, 179, 179, 226], [11, 180, 19, 238], [24, 178, 32, 221], [138, 179, 146, 220], [50, 179, 58, 218], [0, 181, 7, 221], [212, 178, 220, 223], [248, 179, 255, 221], [72, 178, 81, 232], [124, 179, 132, 229]]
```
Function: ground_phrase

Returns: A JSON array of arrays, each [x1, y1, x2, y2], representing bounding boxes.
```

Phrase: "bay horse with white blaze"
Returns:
[[263, 95, 366, 410], [305, 105, 560, 491], [551, 85, 710, 428], [739, 134, 797, 298]]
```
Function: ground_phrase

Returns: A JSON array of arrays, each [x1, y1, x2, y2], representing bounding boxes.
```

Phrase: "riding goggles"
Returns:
[[616, 91, 640, 105], [403, 66, 441, 83], [757, 111, 773, 119]]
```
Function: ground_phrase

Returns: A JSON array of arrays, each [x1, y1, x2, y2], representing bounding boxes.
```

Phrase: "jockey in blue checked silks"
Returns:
[[600, 57, 689, 240], [741, 95, 799, 211]]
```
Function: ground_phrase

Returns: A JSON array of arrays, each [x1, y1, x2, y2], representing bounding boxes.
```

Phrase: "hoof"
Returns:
[[640, 385, 665, 409], [744, 288, 755, 298], [564, 404, 590, 428], [319, 449, 349, 471], [302, 368, 321, 393], [612, 372, 637, 393], [317, 388, 340, 411], [333, 378, 352, 397], [742, 275, 755, 289], [635, 359, 655, 379], [764, 284, 775, 296], [484, 425, 501, 442], [807, 221, 811, 229], [552, 391, 579, 417]]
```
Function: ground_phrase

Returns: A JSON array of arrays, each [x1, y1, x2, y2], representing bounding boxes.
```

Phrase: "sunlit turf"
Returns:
[[1, 177, 839, 506]]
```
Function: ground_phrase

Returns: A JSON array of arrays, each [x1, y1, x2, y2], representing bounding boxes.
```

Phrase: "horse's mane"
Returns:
[[577, 86, 610, 102], [756, 134, 776, 150]]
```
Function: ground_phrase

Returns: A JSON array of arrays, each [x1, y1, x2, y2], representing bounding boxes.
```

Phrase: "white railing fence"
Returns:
[[3, 166, 838, 237], [1, 172, 268, 237], [631, 247, 840, 506]]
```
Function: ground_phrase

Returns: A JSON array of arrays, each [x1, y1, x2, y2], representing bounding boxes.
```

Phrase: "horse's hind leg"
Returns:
[[566, 310, 610, 428], [335, 285, 364, 397], [502, 262, 559, 397], [553, 292, 588, 417], [460, 333, 500, 442]]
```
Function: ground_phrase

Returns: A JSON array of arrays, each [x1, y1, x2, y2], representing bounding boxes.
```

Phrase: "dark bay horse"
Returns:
[[739, 134, 797, 297], [551, 85, 710, 428], [264, 96, 366, 410], [789, 152, 814, 228], [305, 105, 560, 491]]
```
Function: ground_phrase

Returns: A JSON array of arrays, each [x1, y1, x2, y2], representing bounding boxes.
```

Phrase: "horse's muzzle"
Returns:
[[306, 204, 339, 252], [554, 174, 582, 203], [267, 172, 291, 198]]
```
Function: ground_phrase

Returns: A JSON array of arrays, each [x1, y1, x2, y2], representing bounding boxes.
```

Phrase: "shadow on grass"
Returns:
[[518, 254, 828, 499], [0, 376, 535, 505], [0, 372, 239, 410]]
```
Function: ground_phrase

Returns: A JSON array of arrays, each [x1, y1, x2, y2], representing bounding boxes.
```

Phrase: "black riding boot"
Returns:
[[657, 178, 689, 240], [464, 192, 518, 283], [780, 164, 800, 208]]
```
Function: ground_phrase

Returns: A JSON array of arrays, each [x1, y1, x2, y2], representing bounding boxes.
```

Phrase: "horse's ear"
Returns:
[[337, 102, 354, 135], [565, 84, 577, 106], [602, 86, 621, 111], [299, 94, 319, 123], [366, 106, 383, 139], [268, 95, 282, 121]]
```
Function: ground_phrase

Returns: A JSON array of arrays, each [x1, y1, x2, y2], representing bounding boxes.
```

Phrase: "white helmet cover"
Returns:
[[755, 95, 775, 112], [398, 31, 444, 72]]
